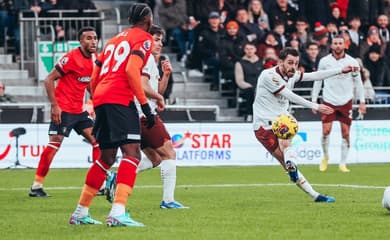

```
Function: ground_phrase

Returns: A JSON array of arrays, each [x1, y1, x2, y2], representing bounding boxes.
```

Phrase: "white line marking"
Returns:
[[0, 183, 386, 191]]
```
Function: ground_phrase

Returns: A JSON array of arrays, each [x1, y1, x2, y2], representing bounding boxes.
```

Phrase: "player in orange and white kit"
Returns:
[[29, 27, 100, 198], [105, 25, 188, 209], [69, 3, 163, 227]]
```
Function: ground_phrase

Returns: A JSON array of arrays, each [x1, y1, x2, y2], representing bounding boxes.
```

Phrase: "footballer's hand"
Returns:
[[311, 101, 318, 114], [341, 65, 360, 74], [317, 104, 334, 115], [51, 104, 62, 125], [141, 103, 155, 129], [359, 102, 366, 114], [161, 60, 172, 75], [156, 97, 165, 112]]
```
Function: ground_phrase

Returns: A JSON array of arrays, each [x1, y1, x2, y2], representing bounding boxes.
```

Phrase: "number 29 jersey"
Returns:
[[93, 27, 153, 108]]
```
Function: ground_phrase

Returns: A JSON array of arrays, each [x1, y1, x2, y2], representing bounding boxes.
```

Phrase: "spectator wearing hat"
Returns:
[[377, 14, 390, 44], [313, 22, 330, 59], [359, 25, 387, 59], [363, 44, 390, 90], [219, 20, 246, 81], [197, 11, 225, 91]]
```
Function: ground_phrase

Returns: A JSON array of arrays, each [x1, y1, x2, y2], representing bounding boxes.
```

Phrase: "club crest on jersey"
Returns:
[[272, 76, 279, 83], [60, 57, 69, 66], [143, 40, 151, 51]]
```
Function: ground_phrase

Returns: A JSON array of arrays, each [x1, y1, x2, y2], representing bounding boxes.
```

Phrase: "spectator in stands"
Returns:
[[157, 0, 188, 62], [0, 81, 16, 102], [185, 1, 219, 75], [384, 0, 390, 17], [355, 58, 376, 104], [273, 20, 287, 47], [234, 42, 262, 121], [219, 20, 246, 81], [256, 31, 281, 61], [220, 0, 248, 23], [197, 11, 224, 91], [285, 33, 302, 52], [295, 16, 312, 49], [235, 7, 264, 44], [347, 16, 364, 46], [359, 25, 387, 59], [377, 14, 390, 44], [363, 44, 390, 90], [338, 27, 359, 58], [268, 0, 298, 34], [299, 42, 320, 73], [247, 0, 270, 32], [329, 2, 345, 27], [326, 21, 338, 44], [312, 22, 330, 59]]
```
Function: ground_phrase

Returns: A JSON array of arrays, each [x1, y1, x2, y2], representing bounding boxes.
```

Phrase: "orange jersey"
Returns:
[[55, 47, 96, 114], [93, 27, 153, 107]]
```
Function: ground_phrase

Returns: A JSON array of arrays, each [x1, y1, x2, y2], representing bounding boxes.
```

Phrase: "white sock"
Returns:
[[340, 138, 349, 165], [109, 203, 125, 217], [321, 135, 329, 158], [283, 147, 319, 199], [74, 204, 89, 218], [137, 155, 154, 173], [32, 181, 43, 190], [160, 159, 176, 203], [296, 170, 319, 199]]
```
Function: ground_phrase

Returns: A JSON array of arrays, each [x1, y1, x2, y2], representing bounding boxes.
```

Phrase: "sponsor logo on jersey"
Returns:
[[60, 57, 69, 66], [77, 76, 91, 83]]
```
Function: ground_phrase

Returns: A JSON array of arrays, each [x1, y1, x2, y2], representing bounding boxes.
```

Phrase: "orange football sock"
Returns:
[[113, 183, 132, 205], [79, 184, 99, 208]]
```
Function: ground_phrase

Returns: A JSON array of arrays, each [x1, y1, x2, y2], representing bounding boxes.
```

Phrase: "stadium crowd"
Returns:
[[146, 0, 390, 118]]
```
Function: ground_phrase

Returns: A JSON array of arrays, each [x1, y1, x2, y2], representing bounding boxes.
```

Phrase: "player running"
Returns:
[[69, 3, 160, 227], [253, 47, 359, 203], [29, 27, 100, 198], [105, 25, 188, 209]]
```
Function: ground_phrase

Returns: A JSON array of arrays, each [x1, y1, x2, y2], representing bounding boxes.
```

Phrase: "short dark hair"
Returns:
[[279, 47, 299, 60], [128, 3, 152, 25], [78, 27, 96, 40], [306, 42, 318, 49], [149, 25, 165, 39]]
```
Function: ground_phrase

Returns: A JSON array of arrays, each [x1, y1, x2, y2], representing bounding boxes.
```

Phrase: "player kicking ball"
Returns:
[[253, 47, 359, 203], [105, 25, 188, 209]]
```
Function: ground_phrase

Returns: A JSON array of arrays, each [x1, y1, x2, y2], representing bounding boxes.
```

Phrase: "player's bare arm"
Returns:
[[141, 75, 165, 112], [44, 69, 63, 125], [158, 59, 172, 95]]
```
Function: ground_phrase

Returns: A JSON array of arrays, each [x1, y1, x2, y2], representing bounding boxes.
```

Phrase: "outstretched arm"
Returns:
[[301, 66, 359, 82], [278, 87, 334, 114]]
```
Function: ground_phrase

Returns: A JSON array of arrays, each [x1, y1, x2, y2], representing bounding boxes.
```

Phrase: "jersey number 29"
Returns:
[[100, 41, 130, 76]]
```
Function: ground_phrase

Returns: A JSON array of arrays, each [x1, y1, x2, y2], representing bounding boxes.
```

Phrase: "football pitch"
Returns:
[[1, 164, 389, 240]]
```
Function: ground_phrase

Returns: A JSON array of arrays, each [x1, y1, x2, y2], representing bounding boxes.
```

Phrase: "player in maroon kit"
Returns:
[[29, 27, 100, 198]]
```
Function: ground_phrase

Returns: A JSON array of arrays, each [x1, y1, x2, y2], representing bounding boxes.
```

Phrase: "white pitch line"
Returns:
[[0, 183, 386, 191]]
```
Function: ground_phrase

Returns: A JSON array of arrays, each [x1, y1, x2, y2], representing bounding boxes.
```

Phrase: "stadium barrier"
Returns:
[[19, 9, 105, 80], [0, 120, 389, 168]]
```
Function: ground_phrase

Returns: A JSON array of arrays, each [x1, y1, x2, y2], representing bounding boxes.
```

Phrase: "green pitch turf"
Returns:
[[1, 164, 390, 240]]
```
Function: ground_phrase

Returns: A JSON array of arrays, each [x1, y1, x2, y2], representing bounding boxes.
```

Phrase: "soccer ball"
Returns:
[[271, 114, 299, 140], [382, 187, 390, 211]]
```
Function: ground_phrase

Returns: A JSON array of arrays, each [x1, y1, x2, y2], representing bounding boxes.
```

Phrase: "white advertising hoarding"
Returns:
[[0, 121, 389, 168]]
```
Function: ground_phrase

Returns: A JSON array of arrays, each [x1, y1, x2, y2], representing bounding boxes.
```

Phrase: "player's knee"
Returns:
[[278, 139, 291, 151]]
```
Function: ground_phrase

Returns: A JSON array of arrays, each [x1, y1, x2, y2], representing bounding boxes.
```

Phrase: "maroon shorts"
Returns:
[[322, 100, 353, 126], [140, 115, 171, 149], [254, 126, 278, 153]]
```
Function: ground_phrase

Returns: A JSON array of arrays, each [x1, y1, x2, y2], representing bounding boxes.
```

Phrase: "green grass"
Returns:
[[1, 164, 390, 240]]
